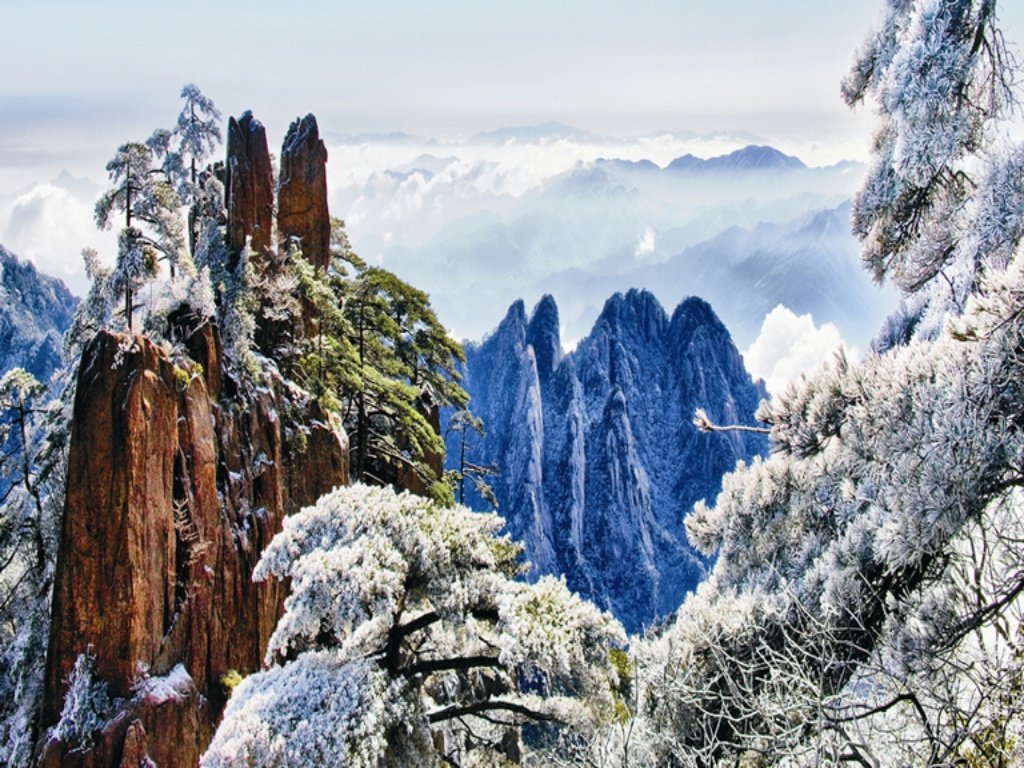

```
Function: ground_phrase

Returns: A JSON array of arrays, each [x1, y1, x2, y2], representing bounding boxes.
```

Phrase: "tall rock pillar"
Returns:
[[277, 114, 330, 270], [225, 111, 274, 268]]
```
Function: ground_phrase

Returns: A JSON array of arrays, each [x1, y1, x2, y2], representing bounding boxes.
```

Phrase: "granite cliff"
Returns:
[[450, 291, 768, 632]]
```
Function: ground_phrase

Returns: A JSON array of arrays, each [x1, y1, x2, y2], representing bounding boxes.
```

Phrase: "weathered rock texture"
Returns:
[[277, 114, 330, 269], [38, 327, 349, 766], [225, 111, 274, 266]]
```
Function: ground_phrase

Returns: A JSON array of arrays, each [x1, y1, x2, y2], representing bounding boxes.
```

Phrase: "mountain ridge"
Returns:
[[449, 290, 768, 631], [0, 244, 77, 383]]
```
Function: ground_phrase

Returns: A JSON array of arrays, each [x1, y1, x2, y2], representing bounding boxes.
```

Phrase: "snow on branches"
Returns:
[[844, 0, 1020, 338], [203, 485, 625, 767]]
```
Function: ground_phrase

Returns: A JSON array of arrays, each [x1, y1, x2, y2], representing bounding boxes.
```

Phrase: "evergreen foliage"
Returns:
[[202, 484, 625, 767], [0, 367, 71, 764], [286, 219, 471, 497], [445, 409, 499, 509]]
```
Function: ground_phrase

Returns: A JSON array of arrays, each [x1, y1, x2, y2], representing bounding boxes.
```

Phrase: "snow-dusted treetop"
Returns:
[[203, 484, 626, 767]]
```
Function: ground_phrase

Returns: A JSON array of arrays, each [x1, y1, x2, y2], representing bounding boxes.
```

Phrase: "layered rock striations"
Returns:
[[451, 291, 768, 632], [37, 111, 350, 767], [38, 325, 348, 767]]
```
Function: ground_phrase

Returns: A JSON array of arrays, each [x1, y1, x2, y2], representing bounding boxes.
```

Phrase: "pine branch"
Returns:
[[403, 654, 501, 678], [693, 408, 771, 435], [427, 700, 562, 726]]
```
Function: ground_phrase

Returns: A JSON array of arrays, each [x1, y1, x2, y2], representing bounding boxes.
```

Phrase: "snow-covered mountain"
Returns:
[[0, 244, 76, 382], [448, 290, 768, 632]]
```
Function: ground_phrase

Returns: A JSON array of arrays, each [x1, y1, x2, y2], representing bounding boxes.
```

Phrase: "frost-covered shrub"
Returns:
[[203, 485, 625, 767], [203, 656, 406, 768], [52, 653, 110, 747]]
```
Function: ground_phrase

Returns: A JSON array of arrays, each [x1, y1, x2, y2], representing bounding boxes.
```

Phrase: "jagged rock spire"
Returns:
[[278, 114, 330, 270], [225, 111, 274, 266]]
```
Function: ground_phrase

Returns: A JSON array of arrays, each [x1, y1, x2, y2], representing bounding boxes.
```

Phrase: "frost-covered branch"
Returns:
[[428, 699, 562, 725], [692, 408, 771, 435]]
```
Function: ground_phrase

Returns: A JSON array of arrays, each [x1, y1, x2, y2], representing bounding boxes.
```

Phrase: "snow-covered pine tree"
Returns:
[[584, 1, 1024, 765], [0, 368, 71, 764], [95, 142, 185, 331], [445, 409, 499, 509], [202, 484, 626, 767], [844, 0, 1019, 343]]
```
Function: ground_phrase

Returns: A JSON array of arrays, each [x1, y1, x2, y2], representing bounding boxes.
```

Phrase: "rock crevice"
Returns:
[[38, 327, 349, 767]]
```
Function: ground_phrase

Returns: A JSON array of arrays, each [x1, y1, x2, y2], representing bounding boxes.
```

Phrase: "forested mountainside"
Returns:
[[0, 246, 76, 382], [449, 291, 767, 631]]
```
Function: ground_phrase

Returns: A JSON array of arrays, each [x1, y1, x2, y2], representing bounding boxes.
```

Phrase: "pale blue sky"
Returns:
[[1, 0, 1022, 189], [0, 2, 874, 182]]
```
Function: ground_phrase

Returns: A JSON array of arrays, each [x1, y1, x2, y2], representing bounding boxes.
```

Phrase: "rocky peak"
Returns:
[[38, 326, 349, 766], [0, 245, 77, 383], [592, 289, 668, 345], [225, 111, 274, 266], [526, 294, 561, 385], [278, 114, 330, 270], [447, 291, 768, 631], [668, 296, 724, 348], [496, 298, 528, 339]]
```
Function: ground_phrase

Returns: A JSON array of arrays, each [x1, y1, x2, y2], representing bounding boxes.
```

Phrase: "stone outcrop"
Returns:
[[277, 114, 330, 269], [38, 326, 349, 766], [32, 109, 447, 767], [225, 111, 274, 266]]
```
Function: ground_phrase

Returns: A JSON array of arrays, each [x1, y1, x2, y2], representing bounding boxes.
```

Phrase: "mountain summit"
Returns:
[[448, 291, 767, 631], [667, 144, 806, 173]]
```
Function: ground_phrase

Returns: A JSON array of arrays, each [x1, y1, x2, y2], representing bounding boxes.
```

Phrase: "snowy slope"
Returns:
[[0, 245, 76, 382], [449, 291, 768, 632]]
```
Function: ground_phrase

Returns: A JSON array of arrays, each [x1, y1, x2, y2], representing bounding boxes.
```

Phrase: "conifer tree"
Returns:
[[148, 84, 223, 265], [203, 485, 625, 767], [291, 219, 469, 496], [94, 142, 184, 331]]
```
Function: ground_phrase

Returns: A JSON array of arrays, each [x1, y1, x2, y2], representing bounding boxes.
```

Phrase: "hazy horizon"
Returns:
[[3, 0, 1023, 389]]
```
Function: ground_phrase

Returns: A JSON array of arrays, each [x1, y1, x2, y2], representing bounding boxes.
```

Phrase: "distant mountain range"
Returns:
[[447, 291, 768, 632], [665, 145, 806, 173], [529, 200, 893, 350], [340, 139, 890, 349]]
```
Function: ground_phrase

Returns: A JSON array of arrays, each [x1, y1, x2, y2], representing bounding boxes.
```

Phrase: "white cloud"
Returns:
[[326, 133, 768, 255], [1, 182, 114, 296], [744, 304, 853, 395], [325, 130, 866, 259], [634, 226, 656, 258]]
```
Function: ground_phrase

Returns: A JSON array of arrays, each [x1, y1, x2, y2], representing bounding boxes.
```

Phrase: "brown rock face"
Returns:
[[225, 111, 274, 267], [39, 328, 349, 766], [277, 114, 330, 270]]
